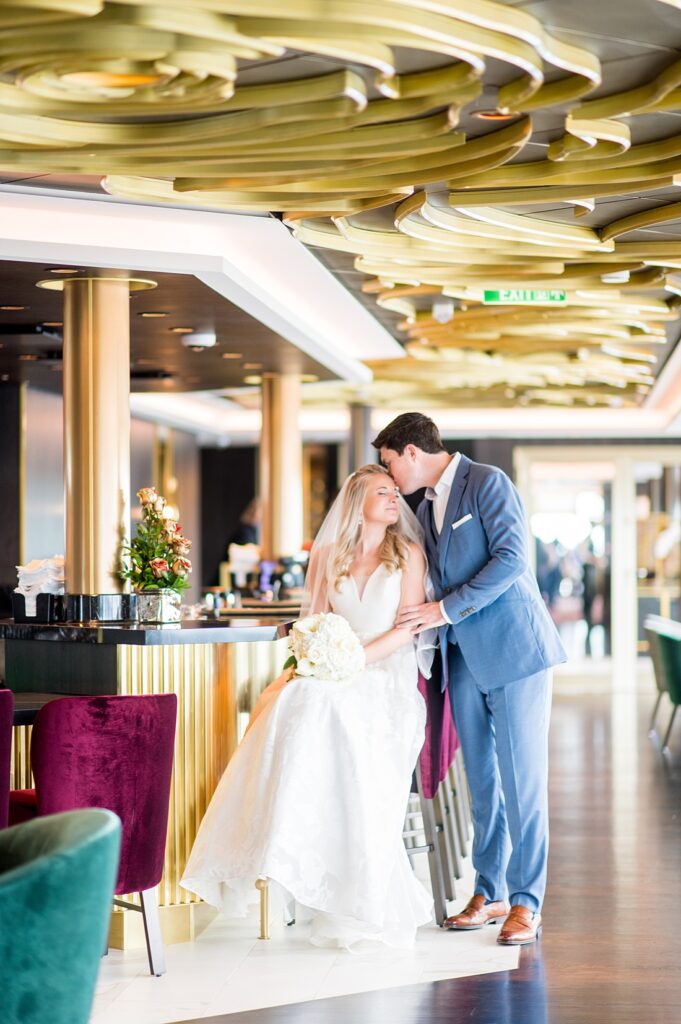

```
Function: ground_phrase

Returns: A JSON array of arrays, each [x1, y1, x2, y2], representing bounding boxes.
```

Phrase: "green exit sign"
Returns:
[[483, 289, 567, 305]]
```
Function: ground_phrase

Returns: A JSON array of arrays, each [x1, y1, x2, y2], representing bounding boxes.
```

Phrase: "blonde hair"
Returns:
[[331, 464, 410, 591]]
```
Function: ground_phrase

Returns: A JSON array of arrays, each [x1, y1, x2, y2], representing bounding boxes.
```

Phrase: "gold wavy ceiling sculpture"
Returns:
[[1, 1, 681, 406]]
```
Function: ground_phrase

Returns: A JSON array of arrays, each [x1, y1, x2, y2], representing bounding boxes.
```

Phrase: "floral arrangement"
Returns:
[[120, 487, 192, 593], [284, 612, 365, 681]]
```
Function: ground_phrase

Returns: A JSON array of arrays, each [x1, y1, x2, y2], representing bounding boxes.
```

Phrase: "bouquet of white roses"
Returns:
[[284, 612, 365, 681]]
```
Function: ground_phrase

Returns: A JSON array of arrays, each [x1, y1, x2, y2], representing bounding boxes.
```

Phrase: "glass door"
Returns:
[[634, 461, 681, 650], [525, 460, 614, 662]]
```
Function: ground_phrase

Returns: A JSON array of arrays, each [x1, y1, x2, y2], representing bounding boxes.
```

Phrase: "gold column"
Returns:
[[62, 277, 131, 594], [259, 374, 303, 559], [349, 403, 374, 474], [37, 272, 157, 596]]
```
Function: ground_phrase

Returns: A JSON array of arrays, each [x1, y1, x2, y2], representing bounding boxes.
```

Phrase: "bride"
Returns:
[[180, 464, 433, 949]]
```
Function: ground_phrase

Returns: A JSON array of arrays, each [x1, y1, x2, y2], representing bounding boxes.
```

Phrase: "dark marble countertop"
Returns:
[[0, 617, 293, 646]]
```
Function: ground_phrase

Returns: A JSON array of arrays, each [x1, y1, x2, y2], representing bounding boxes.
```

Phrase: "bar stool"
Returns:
[[403, 762, 448, 926], [0, 688, 13, 829], [645, 616, 671, 737], [654, 629, 681, 752], [8, 693, 177, 975]]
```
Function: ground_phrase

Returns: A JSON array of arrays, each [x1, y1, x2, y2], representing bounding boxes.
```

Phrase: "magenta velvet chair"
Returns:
[[0, 689, 13, 829], [8, 693, 177, 975]]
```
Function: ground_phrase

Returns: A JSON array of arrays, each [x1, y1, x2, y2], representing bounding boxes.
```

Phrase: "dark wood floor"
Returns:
[[179, 689, 681, 1024]]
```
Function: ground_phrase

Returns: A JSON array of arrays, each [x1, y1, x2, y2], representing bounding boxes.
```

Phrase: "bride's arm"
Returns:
[[362, 545, 426, 664]]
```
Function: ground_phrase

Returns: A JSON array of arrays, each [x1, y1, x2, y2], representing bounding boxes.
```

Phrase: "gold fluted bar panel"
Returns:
[[112, 636, 288, 946]]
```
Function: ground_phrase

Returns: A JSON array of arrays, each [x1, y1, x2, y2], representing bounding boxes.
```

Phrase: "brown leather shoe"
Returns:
[[444, 894, 510, 931], [497, 905, 542, 945]]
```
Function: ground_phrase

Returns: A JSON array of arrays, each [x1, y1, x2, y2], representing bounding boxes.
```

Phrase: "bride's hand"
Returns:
[[396, 601, 447, 633]]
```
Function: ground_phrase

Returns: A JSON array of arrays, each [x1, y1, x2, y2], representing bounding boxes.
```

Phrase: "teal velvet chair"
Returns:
[[653, 626, 681, 752], [644, 616, 669, 736], [0, 808, 121, 1024]]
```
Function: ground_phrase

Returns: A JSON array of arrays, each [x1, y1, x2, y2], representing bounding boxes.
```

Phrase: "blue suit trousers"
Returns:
[[447, 645, 552, 912]]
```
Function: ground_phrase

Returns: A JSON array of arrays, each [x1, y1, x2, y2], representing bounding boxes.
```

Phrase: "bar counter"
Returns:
[[0, 615, 293, 948], [0, 617, 290, 645]]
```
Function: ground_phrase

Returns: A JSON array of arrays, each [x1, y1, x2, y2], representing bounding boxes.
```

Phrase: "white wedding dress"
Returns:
[[180, 564, 432, 949]]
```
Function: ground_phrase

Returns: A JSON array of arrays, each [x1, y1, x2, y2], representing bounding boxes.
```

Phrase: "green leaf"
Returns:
[[283, 655, 297, 671]]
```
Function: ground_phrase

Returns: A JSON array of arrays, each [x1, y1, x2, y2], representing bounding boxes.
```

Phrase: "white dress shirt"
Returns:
[[425, 452, 461, 534], [425, 453, 461, 624]]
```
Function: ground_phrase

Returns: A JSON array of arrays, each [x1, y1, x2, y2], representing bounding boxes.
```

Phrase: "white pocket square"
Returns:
[[451, 513, 472, 531]]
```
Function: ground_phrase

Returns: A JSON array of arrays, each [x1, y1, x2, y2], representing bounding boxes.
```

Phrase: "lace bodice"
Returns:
[[329, 564, 402, 642]]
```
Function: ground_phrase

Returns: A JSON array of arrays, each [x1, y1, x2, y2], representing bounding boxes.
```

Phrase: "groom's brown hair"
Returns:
[[372, 412, 445, 455]]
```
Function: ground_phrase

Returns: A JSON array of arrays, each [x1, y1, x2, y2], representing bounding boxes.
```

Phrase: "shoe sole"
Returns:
[[497, 927, 542, 946], [444, 917, 506, 931]]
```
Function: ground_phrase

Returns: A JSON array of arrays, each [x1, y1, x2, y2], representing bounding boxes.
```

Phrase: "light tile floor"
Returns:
[[91, 856, 519, 1024]]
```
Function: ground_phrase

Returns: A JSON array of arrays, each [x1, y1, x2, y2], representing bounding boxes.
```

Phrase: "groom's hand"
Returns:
[[396, 601, 447, 633]]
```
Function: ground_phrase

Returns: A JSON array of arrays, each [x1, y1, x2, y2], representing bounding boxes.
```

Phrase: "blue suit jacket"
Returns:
[[417, 455, 567, 691]]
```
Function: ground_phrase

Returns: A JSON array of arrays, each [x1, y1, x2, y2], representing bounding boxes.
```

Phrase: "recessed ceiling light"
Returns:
[[601, 271, 630, 284], [221, 352, 243, 359], [0, 305, 25, 311], [472, 109, 518, 121], [19, 353, 39, 361], [170, 326, 193, 334], [244, 375, 262, 385], [62, 71, 164, 88], [139, 311, 168, 318], [37, 275, 157, 292], [42, 321, 63, 328], [1, 374, 9, 381], [243, 362, 263, 370], [49, 268, 78, 275]]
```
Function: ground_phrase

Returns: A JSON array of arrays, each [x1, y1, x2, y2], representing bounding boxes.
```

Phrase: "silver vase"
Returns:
[[136, 589, 182, 624]]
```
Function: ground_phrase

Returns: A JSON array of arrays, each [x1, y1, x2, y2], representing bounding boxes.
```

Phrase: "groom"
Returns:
[[373, 413, 566, 945]]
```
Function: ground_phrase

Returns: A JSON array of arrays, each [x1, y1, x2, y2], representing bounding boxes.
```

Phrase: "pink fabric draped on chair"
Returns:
[[417, 672, 459, 799]]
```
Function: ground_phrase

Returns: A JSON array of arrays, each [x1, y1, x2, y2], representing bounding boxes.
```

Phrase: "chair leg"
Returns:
[[448, 765, 471, 851], [139, 887, 166, 977], [435, 786, 457, 901], [454, 752, 473, 838], [256, 878, 270, 939], [662, 705, 679, 752], [649, 692, 664, 734], [444, 780, 464, 880], [448, 763, 469, 858], [416, 764, 448, 927]]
